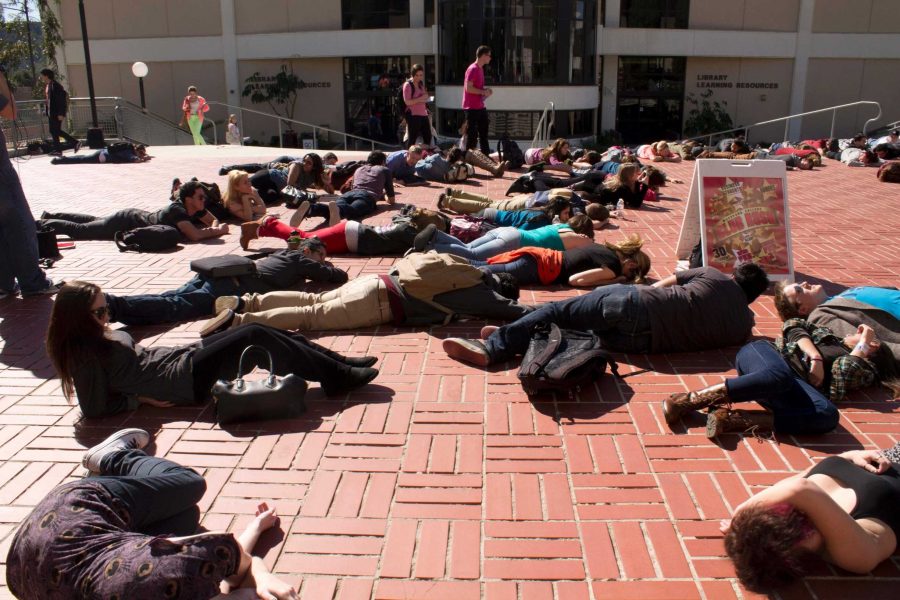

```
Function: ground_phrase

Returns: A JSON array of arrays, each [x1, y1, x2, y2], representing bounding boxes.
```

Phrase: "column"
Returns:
[[787, 0, 814, 140], [220, 0, 240, 109], [599, 0, 621, 132]]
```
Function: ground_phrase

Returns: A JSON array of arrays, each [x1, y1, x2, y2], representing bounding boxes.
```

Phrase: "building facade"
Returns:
[[55, 0, 900, 145]]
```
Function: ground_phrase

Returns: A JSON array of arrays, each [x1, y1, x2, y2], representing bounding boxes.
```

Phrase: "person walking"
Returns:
[[179, 85, 209, 145], [38, 68, 79, 156], [463, 45, 493, 155], [0, 68, 60, 298]]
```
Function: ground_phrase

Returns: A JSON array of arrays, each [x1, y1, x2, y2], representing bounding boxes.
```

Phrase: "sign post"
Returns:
[[675, 160, 794, 281]]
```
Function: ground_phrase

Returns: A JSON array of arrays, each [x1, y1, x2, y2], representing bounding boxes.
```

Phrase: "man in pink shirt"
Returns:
[[463, 45, 493, 155]]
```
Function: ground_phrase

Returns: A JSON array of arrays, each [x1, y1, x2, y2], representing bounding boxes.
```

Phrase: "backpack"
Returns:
[[114, 224, 181, 253], [517, 322, 618, 397], [394, 252, 486, 318], [190, 255, 257, 279], [449, 215, 495, 243], [497, 135, 526, 169], [395, 79, 414, 125]]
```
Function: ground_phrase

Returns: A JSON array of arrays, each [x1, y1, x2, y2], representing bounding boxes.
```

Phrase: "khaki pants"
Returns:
[[447, 191, 529, 214], [234, 274, 393, 331]]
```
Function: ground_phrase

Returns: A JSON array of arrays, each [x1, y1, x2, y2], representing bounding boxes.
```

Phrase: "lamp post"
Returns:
[[131, 62, 148, 111], [77, 0, 104, 147]]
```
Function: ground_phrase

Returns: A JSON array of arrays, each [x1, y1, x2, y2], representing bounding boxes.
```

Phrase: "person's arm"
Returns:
[[651, 274, 678, 288], [568, 267, 625, 288], [250, 190, 268, 218], [439, 284, 532, 321], [177, 219, 229, 242], [782, 319, 825, 386], [382, 168, 396, 204], [229, 197, 253, 222], [297, 258, 349, 285], [72, 356, 138, 418]]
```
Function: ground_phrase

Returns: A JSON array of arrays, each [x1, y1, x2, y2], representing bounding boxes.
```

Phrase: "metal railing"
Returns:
[[206, 101, 397, 152], [684, 101, 882, 146], [531, 102, 556, 149]]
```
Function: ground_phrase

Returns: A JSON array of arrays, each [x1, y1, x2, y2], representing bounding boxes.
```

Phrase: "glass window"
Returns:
[[425, 0, 436, 26], [438, 108, 595, 139], [615, 56, 686, 143], [620, 0, 688, 29], [344, 57, 412, 144], [343, 0, 410, 30]]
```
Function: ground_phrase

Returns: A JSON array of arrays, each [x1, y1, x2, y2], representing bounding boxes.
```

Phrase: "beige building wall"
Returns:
[[683, 58, 793, 143], [236, 59, 344, 145], [801, 58, 900, 138], [233, 0, 342, 34], [812, 0, 900, 33], [59, 0, 223, 40], [689, 0, 800, 32]]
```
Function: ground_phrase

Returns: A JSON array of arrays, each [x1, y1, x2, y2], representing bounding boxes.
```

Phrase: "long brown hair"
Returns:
[[604, 163, 640, 191], [45, 281, 110, 401], [540, 138, 571, 162]]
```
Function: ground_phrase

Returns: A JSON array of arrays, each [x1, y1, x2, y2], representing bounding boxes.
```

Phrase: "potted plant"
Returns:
[[242, 64, 303, 147]]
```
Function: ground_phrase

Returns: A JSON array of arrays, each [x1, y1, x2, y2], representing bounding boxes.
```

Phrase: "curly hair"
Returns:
[[773, 280, 803, 320], [725, 503, 818, 594]]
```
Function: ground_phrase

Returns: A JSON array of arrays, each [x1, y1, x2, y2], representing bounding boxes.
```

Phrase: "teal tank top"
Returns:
[[518, 224, 570, 251]]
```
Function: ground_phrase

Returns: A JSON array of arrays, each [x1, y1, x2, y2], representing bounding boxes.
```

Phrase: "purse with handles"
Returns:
[[212, 345, 308, 424]]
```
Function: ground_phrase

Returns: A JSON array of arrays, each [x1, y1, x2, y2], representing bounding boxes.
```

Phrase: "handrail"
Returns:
[[531, 102, 555, 148], [207, 100, 397, 151], [683, 101, 881, 146]]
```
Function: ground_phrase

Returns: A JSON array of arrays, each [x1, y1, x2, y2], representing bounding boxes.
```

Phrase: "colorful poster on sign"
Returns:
[[675, 160, 793, 281], [700, 175, 791, 276]]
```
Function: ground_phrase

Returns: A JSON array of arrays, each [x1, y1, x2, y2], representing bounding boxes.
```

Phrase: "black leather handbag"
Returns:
[[212, 345, 308, 424], [517, 322, 618, 396], [190, 254, 257, 279]]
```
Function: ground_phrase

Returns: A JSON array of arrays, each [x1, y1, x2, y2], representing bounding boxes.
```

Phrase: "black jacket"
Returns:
[[46, 80, 68, 117]]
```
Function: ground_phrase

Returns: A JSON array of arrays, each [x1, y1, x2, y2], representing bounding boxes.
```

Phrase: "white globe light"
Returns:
[[131, 62, 149, 78]]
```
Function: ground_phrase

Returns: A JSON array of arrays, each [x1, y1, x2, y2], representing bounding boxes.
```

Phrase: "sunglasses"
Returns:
[[91, 305, 110, 318]]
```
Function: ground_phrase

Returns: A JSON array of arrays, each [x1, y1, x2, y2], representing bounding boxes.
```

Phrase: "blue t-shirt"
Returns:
[[493, 210, 549, 230], [386, 150, 415, 178], [834, 287, 900, 320]]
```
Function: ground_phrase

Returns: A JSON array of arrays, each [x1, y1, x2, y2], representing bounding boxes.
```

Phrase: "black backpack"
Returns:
[[517, 322, 618, 396], [497, 135, 526, 169], [114, 225, 181, 253], [395, 79, 413, 125]]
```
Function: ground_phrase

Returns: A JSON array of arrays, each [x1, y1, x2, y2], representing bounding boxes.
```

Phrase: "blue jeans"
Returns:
[[96, 449, 206, 536], [105, 276, 241, 326], [431, 227, 521, 260], [310, 189, 377, 221], [726, 340, 839, 434], [470, 255, 540, 285], [0, 130, 52, 294], [484, 285, 652, 363]]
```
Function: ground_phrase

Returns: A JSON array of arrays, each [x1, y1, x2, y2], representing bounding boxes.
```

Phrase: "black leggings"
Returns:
[[39, 209, 150, 240], [191, 323, 354, 397], [406, 115, 432, 148]]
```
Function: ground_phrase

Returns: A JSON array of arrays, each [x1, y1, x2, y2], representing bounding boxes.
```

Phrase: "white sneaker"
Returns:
[[289, 201, 311, 227], [82, 428, 151, 473]]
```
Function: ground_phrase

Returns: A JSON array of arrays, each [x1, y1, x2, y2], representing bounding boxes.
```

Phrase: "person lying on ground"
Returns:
[[441, 263, 769, 367], [841, 147, 881, 167], [662, 317, 899, 439], [386, 145, 428, 185], [289, 150, 396, 228], [46, 281, 378, 418], [873, 142, 900, 161], [468, 234, 651, 287], [222, 169, 267, 222], [523, 138, 576, 173], [200, 252, 530, 336], [636, 140, 682, 162], [220, 153, 334, 204], [877, 161, 900, 183], [413, 214, 596, 261], [239, 207, 447, 253], [438, 187, 609, 229], [50, 142, 150, 165], [461, 195, 574, 231], [698, 139, 759, 160], [37, 180, 228, 242], [104, 238, 347, 327], [414, 146, 468, 182], [720, 444, 900, 595], [583, 163, 656, 208], [6, 428, 300, 599], [464, 147, 508, 178]]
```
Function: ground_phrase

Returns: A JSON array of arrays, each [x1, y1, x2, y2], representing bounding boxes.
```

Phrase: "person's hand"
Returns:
[[254, 502, 279, 531], [719, 518, 732, 533], [219, 223, 230, 234], [137, 396, 175, 408], [840, 449, 891, 474], [808, 357, 825, 387], [255, 573, 298, 600], [858, 324, 877, 346], [484, 88, 493, 98]]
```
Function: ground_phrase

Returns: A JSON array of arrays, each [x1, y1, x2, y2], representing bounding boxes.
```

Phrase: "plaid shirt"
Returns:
[[776, 318, 878, 402]]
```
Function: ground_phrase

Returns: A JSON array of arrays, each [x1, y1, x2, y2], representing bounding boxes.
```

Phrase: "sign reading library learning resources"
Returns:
[[676, 159, 794, 281]]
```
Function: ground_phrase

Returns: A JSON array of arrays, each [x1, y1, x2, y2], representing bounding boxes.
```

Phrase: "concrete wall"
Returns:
[[801, 58, 900, 138], [689, 0, 800, 32], [233, 0, 341, 34], [683, 58, 793, 143], [811, 0, 900, 33], [60, 0, 223, 39]]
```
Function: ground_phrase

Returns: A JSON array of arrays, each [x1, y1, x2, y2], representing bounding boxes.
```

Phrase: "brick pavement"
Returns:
[[0, 145, 898, 599]]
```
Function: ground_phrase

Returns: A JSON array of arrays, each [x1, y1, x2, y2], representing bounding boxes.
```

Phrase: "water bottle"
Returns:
[[615, 199, 625, 219]]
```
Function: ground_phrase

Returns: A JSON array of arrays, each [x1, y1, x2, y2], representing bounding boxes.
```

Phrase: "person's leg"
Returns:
[[105, 277, 224, 326], [465, 109, 479, 153], [234, 276, 391, 331], [188, 115, 206, 145], [726, 340, 839, 434], [40, 211, 98, 223], [47, 116, 63, 153], [474, 255, 540, 284], [312, 221, 350, 254], [356, 223, 417, 255], [50, 151, 102, 164], [223, 162, 267, 173], [93, 449, 206, 534], [493, 197, 530, 211], [39, 208, 148, 240], [249, 170, 282, 204], [191, 323, 357, 394], [406, 116, 422, 149], [0, 159, 52, 294], [57, 122, 77, 147], [453, 228, 521, 260], [257, 216, 295, 240], [477, 110, 491, 155], [336, 190, 376, 221], [429, 229, 482, 257]]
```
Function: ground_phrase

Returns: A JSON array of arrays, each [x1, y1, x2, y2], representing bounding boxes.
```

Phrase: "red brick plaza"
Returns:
[[1, 145, 897, 599]]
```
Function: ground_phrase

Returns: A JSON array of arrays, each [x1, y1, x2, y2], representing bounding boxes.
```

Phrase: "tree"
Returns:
[[683, 89, 734, 137], [0, 0, 63, 97], [242, 64, 302, 123]]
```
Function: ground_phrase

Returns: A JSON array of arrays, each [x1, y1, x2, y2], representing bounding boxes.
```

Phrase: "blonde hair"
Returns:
[[228, 113, 237, 123], [654, 141, 669, 155], [222, 170, 249, 207], [605, 234, 651, 283], [604, 163, 640, 191]]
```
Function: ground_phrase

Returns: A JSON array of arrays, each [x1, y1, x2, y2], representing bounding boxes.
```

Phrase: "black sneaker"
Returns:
[[73, 141, 82, 153]]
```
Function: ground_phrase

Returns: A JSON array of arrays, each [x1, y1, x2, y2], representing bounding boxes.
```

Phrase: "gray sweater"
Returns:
[[809, 297, 900, 372]]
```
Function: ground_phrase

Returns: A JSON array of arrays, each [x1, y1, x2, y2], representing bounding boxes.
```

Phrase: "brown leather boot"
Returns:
[[465, 149, 505, 177], [706, 408, 775, 439], [662, 383, 729, 426], [239, 220, 260, 251]]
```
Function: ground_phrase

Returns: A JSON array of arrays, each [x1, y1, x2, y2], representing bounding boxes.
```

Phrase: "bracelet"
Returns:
[[854, 341, 871, 355]]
